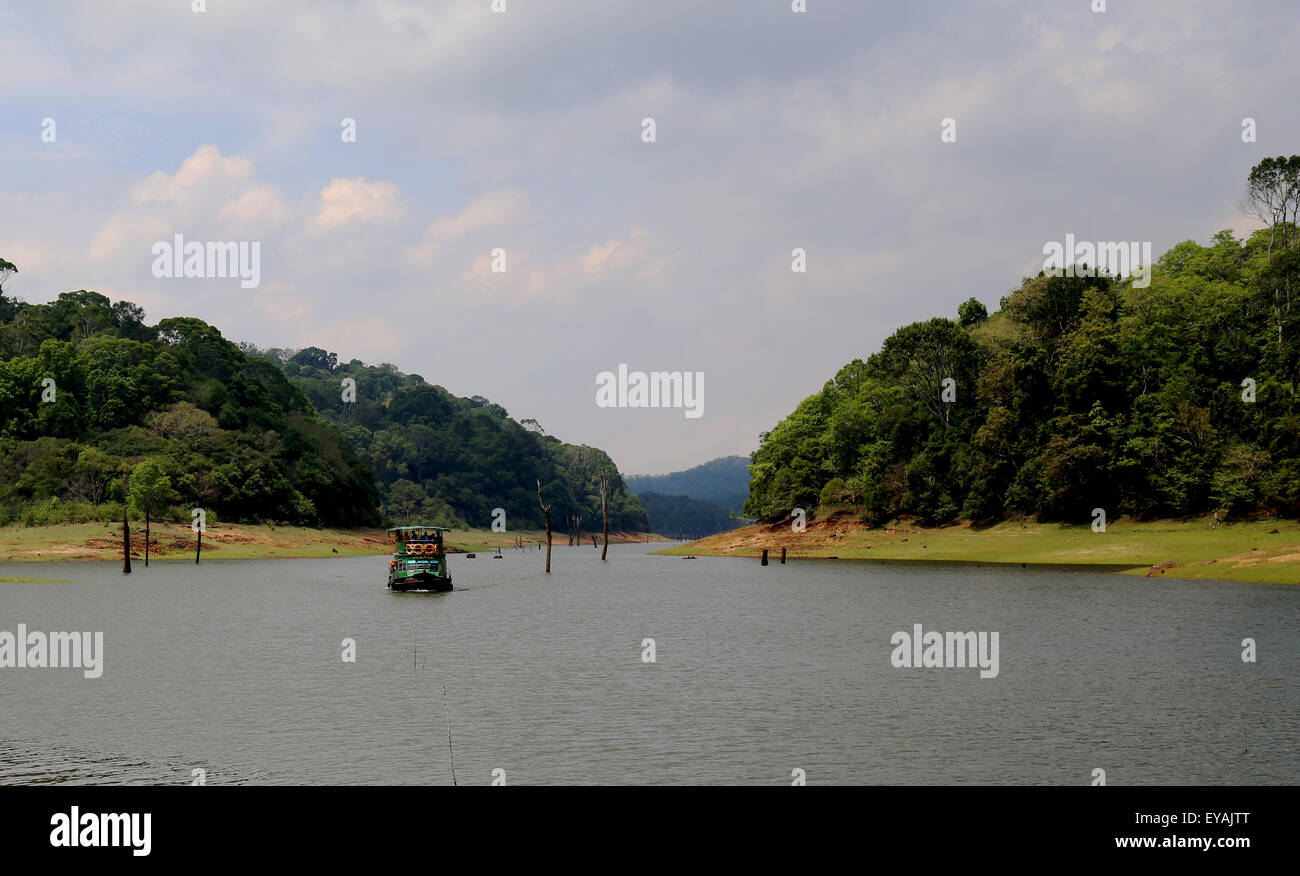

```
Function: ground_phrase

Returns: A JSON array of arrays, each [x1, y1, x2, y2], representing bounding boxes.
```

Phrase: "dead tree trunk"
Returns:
[[537, 479, 552, 574], [598, 474, 610, 561], [122, 504, 132, 575]]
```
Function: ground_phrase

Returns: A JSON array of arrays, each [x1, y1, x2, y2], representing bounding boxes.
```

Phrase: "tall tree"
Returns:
[[1241, 155, 1300, 344], [130, 458, 172, 567], [72, 448, 115, 506], [872, 317, 981, 427], [0, 257, 17, 322], [0, 257, 16, 295], [958, 297, 988, 326]]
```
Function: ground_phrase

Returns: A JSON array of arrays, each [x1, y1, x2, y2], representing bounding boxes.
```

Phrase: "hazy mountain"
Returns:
[[636, 491, 740, 540], [626, 455, 751, 513]]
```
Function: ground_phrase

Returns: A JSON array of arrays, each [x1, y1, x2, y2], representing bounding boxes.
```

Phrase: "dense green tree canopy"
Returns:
[[0, 267, 647, 532], [634, 491, 740, 539], [259, 350, 648, 531], [746, 159, 1300, 526], [0, 285, 379, 526]]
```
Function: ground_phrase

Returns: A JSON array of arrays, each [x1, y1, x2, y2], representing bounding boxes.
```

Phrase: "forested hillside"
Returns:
[[0, 276, 378, 527], [625, 455, 750, 536], [0, 260, 647, 534], [746, 159, 1300, 527], [244, 346, 648, 532], [635, 492, 738, 540], [626, 456, 751, 512]]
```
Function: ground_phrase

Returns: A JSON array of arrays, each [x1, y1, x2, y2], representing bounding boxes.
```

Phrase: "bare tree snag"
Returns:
[[537, 478, 552, 573], [598, 473, 610, 561], [121, 485, 132, 574], [122, 511, 132, 573]]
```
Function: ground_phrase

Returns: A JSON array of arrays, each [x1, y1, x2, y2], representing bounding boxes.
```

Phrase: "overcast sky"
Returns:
[[2, 1, 1298, 474]]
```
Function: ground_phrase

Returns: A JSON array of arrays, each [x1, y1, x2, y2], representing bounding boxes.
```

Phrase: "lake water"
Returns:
[[1, 544, 1296, 785]]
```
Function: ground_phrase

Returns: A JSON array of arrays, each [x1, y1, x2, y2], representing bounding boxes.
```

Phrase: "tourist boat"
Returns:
[[387, 526, 453, 592]]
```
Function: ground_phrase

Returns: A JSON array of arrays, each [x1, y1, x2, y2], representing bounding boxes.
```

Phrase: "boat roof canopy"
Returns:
[[387, 525, 452, 533]]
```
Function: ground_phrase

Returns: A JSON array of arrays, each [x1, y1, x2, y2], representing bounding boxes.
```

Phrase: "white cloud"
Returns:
[[580, 227, 650, 275], [221, 185, 289, 224], [458, 226, 659, 302], [131, 144, 256, 205], [87, 145, 289, 263], [310, 178, 407, 233], [408, 189, 531, 264]]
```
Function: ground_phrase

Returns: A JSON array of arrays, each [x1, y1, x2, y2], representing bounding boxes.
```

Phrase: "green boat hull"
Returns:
[[388, 569, 452, 592]]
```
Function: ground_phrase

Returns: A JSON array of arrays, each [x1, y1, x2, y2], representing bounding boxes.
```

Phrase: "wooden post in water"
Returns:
[[761, 549, 768, 566], [193, 503, 204, 563], [780, 547, 786, 564]]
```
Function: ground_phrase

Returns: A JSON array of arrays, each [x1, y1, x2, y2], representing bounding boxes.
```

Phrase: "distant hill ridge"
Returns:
[[625, 456, 751, 537], [626, 455, 751, 513], [251, 345, 648, 533]]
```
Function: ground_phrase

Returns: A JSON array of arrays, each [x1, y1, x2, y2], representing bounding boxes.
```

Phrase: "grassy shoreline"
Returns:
[[0, 522, 667, 563], [658, 514, 1300, 584]]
